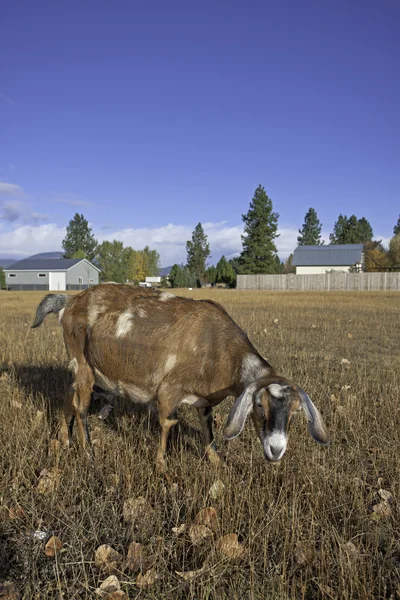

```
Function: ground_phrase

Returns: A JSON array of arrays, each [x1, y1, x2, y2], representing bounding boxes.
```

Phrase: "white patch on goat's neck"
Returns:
[[160, 292, 174, 301], [68, 357, 78, 374], [58, 308, 65, 323], [116, 310, 133, 337], [165, 354, 177, 374], [268, 383, 285, 398], [241, 353, 269, 386]]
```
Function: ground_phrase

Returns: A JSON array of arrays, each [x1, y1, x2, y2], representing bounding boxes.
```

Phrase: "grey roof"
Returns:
[[5, 258, 86, 271], [292, 244, 364, 266]]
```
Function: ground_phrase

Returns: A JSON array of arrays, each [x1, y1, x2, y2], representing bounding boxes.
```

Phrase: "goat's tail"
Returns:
[[31, 294, 70, 328]]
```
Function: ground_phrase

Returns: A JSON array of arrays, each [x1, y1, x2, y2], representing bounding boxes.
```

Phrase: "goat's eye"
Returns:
[[255, 394, 263, 408]]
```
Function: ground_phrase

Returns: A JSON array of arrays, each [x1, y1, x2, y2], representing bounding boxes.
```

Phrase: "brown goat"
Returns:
[[31, 284, 329, 469]]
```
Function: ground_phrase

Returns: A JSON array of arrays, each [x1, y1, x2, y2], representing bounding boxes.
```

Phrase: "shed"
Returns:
[[292, 244, 364, 274], [145, 276, 162, 285], [4, 257, 100, 291]]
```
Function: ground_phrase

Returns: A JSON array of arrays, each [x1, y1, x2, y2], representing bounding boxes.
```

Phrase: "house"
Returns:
[[145, 276, 162, 286], [292, 244, 364, 275], [4, 255, 100, 291]]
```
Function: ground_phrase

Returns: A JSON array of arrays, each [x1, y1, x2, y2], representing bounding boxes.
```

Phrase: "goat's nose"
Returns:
[[270, 445, 282, 459]]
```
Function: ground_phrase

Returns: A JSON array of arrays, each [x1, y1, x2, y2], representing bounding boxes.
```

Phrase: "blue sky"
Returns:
[[1, 0, 399, 265]]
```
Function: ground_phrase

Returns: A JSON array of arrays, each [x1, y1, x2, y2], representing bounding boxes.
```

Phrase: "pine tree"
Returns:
[[215, 255, 236, 286], [169, 264, 196, 288], [205, 265, 217, 285], [329, 214, 373, 244], [356, 217, 373, 243], [297, 208, 323, 245], [62, 213, 98, 260], [0, 267, 5, 289], [274, 255, 284, 273], [283, 253, 296, 274], [186, 223, 210, 286], [228, 256, 242, 275], [393, 215, 400, 236], [239, 185, 279, 273]]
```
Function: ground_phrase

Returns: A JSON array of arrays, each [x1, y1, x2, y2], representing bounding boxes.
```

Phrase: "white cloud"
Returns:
[[0, 224, 66, 257], [0, 182, 23, 196], [0, 220, 303, 265]]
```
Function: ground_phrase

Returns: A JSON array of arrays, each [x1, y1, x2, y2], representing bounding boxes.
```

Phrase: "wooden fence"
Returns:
[[237, 272, 400, 292]]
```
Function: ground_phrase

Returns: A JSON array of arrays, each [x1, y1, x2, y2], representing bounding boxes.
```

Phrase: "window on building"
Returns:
[[38, 273, 46, 278], [8, 273, 16, 277], [78, 277, 83, 284]]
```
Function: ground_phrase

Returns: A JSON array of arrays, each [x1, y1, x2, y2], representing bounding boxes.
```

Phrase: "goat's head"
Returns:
[[223, 377, 329, 462]]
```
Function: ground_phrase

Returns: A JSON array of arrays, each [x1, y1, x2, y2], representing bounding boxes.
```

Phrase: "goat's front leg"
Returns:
[[197, 406, 221, 466], [157, 409, 178, 472]]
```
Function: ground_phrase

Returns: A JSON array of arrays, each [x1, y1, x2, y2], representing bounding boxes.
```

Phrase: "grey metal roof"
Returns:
[[292, 244, 364, 266], [5, 258, 85, 271]]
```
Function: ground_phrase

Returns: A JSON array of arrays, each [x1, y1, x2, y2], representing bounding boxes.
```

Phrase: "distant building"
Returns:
[[145, 276, 162, 285], [4, 255, 100, 290], [292, 244, 364, 275]]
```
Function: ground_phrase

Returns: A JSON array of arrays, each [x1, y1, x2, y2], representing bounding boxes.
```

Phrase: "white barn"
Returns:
[[292, 244, 364, 275]]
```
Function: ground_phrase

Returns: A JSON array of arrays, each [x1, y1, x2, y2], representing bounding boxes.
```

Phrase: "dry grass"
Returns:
[[0, 289, 399, 599]]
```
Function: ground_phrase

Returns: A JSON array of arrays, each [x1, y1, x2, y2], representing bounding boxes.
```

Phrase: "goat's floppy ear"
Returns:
[[223, 383, 258, 440], [298, 387, 330, 445]]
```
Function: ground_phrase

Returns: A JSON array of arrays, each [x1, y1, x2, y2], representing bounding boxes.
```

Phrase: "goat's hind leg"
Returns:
[[59, 384, 75, 448], [73, 363, 95, 456]]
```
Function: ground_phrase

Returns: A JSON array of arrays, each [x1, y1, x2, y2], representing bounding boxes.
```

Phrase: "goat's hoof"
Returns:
[[206, 447, 224, 467]]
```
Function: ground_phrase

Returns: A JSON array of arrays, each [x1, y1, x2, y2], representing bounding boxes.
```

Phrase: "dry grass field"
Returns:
[[0, 289, 399, 599]]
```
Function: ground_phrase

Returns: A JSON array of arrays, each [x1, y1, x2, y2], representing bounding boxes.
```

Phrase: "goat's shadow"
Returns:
[[9, 364, 203, 456]]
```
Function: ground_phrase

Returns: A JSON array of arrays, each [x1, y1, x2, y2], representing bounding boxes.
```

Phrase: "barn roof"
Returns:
[[4, 258, 99, 271], [292, 244, 364, 266]]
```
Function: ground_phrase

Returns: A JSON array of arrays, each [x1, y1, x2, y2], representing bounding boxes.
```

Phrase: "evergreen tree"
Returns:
[[329, 214, 373, 244], [215, 255, 236, 286], [274, 255, 284, 273], [283, 253, 296, 274], [239, 185, 279, 273], [62, 213, 98, 260], [169, 264, 196, 288], [228, 256, 242, 275], [356, 217, 373, 243], [168, 264, 183, 288], [205, 265, 217, 285], [186, 222, 210, 286], [0, 267, 5, 289], [393, 215, 400, 236], [297, 208, 323, 245]]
